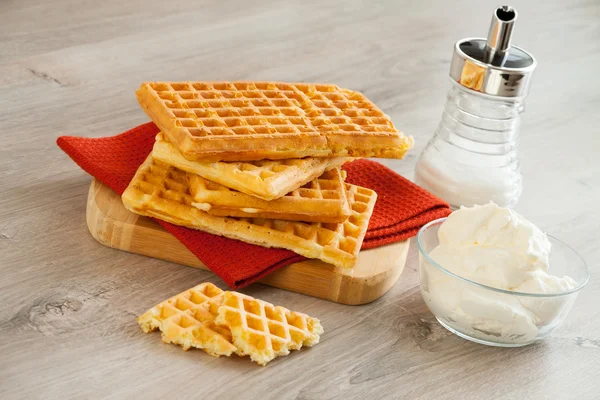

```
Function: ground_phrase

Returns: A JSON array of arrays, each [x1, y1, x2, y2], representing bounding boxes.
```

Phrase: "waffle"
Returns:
[[122, 156, 377, 268], [188, 167, 351, 223], [136, 282, 237, 357], [137, 81, 414, 162], [137, 282, 323, 365], [152, 132, 347, 200], [205, 291, 323, 365]]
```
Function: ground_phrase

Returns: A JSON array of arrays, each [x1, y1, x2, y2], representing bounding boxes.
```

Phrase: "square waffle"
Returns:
[[204, 291, 323, 366], [188, 167, 351, 223], [137, 81, 414, 162], [152, 132, 347, 201], [122, 156, 377, 268], [136, 282, 237, 357]]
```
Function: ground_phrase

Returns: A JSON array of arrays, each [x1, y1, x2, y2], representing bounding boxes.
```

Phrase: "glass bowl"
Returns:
[[417, 218, 590, 347]]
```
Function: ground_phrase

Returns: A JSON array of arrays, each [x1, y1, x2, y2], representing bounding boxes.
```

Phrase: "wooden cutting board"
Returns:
[[86, 179, 409, 305]]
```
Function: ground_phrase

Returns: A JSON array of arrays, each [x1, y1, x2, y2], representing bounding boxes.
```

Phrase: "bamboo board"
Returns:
[[86, 179, 409, 305]]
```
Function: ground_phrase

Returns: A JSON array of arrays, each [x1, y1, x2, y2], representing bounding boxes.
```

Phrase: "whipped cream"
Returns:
[[421, 202, 576, 344]]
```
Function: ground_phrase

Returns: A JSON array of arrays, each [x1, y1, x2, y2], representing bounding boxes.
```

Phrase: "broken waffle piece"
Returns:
[[137, 282, 323, 365], [136, 282, 236, 357], [210, 291, 324, 366]]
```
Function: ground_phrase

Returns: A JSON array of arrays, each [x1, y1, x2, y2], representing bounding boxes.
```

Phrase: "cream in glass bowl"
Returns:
[[417, 202, 590, 347]]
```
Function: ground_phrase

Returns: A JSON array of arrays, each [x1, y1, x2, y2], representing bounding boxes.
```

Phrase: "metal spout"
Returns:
[[484, 6, 518, 65]]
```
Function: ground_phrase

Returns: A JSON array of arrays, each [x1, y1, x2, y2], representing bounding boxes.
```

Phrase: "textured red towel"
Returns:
[[57, 122, 451, 288]]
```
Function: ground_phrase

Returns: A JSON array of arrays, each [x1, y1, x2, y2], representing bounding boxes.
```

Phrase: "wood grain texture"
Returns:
[[0, 0, 599, 399], [86, 179, 410, 305]]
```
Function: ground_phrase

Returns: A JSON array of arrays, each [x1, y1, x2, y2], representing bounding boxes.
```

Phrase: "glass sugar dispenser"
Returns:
[[415, 6, 537, 208]]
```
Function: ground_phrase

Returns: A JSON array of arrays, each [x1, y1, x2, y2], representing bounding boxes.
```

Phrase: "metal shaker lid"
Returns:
[[449, 6, 537, 98]]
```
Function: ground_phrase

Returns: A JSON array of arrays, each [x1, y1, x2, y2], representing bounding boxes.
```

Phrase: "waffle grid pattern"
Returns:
[[238, 183, 375, 262], [136, 162, 195, 206], [148, 81, 394, 138], [212, 291, 323, 365], [292, 169, 344, 200], [189, 167, 351, 222], [136, 283, 236, 356]]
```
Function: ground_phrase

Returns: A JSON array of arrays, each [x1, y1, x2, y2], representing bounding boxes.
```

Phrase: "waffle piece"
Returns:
[[138, 283, 323, 365], [201, 291, 323, 366], [122, 156, 377, 268], [137, 81, 414, 162], [188, 167, 351, 223], [136, 282, 237, 357], [152, 132, 347, 200]]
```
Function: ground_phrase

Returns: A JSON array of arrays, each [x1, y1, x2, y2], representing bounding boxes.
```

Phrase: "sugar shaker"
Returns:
[[415, 6, 537, 208]]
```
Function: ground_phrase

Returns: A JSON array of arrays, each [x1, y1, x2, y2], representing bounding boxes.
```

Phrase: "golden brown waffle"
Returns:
[[137, 81, 414, 162], [152, 132, 347, 200], [136, 282, 236, 357], [122, 156, 376, 268], [206, 291, 323, 365], [188, 167, 351, 223], [137, 282, 323, 365]]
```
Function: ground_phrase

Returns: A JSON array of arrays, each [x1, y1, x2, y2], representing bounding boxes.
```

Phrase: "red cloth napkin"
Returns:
[[57, 122, 451, 288]]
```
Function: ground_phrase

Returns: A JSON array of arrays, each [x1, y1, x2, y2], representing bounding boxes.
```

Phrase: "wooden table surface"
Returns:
[[1, 0, 599, 398]]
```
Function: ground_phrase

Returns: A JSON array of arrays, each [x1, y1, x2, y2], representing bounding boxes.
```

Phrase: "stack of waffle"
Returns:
[[123, 81, 414, 269]]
